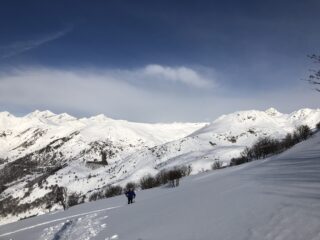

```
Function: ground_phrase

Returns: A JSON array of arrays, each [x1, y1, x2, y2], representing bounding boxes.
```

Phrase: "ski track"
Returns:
[[40, 213, 109, 240], [0, 206, 121, 238]]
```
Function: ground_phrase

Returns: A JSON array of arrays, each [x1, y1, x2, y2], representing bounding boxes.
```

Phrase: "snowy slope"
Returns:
[[1, 131, 320, 240], [0, 108, 319, 225], [120, 108, 320, 178], [0, 111, 206, 224]]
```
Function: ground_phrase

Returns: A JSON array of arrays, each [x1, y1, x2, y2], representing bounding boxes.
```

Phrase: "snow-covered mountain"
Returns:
[[1, 130, 320, 240], [0, 108, 319, 224], [0, 110, 205, 162], [122, 108, 320, 177]]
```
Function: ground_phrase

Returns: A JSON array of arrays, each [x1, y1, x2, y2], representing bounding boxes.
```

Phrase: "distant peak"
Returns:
[[289, 108, 315, 118], [50, 113, 76, 121], [25, 110, 56, 118], [0, 111, 14, 118], [291, 108, 313, 114], [88, 114, 114, 122], [265, 108, 282, 116], [57, 113, 74, 118]]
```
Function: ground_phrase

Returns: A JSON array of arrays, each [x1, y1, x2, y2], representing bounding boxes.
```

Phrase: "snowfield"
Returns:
[[0, 108, 319, 225], [0, 131, 320, 240]]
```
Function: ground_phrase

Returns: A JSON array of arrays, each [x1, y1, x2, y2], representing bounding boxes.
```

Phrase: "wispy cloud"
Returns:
[[105, 64, 215, 89], [0, 26, 72, 59], [0, 66, 216, 121], [142, 64, 212, 88]]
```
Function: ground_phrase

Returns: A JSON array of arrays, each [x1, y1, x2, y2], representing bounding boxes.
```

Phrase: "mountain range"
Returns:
[[0, 108, 319, 224]]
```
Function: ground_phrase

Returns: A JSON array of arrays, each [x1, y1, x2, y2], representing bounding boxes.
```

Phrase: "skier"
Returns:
[[125, 188, 136, 204]]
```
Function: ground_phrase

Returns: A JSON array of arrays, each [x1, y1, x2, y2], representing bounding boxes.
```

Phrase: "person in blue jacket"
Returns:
[[125, 188, 136, 204]]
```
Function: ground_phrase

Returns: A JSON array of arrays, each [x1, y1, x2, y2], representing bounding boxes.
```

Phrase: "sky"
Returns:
[[0, 0, 319, 122]]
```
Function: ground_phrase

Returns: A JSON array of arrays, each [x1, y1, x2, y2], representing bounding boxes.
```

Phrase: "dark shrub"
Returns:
[[105, 185, 123, 198], [282, 133, 295, 149], [67, 192, 81, 207], [241, 147, 254, 161], [167, 169, 183, 187], [231, 125, 313, 167], [168, 169, 182, 181], [230, 156, 249, 166], [140, 174, 161, 190], [317, 122, 320, 130], [89, 191, 104, 202], [155, 169, 170, 185], [294, 125, 312, 141], [231, 137, 281, 166], [228, 136, 237, 143], [212, 161, 223, 170], [250, 137, 281, 159], [125, 182, 137, 191], [138, 166, 192, 190]]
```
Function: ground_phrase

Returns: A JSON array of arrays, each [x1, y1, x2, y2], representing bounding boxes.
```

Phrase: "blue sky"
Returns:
[[0, 0, 319, 122]]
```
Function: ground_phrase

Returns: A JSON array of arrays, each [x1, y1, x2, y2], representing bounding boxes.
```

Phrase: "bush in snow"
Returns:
[[155, 169, 170, 185], [251, 137, 282, 159], [140, 174, 161, 190], [231, 137, 282, 166], [178, 165, 192, 176], [228, 136, 237, 143], [230, 156, 249, 166], [125, 182, 137, 191], [89, 191, 104, 202], [281, 133, 295, 149], [294, 125, 312, 141], [105, 185, 123, 198], [231, 125, 314, 166], [138, 166, 192, 190], [283, 125, 312, 148], [154, 166, 188, 187], [167, 169, 183, 187], [212, 161, 223, 170], [67, 192, 81, 207], [317, 122, 320, 130]]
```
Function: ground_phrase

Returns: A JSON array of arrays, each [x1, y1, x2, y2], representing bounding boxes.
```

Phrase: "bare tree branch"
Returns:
[[307, 54, 320, 91]]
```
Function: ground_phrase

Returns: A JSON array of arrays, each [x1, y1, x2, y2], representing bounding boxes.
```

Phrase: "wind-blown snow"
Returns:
[[1, 131, 320, 240]]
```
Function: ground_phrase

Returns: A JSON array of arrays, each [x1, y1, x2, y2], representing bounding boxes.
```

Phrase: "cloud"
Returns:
[[142, 64, 212, 88], [0, 66, 317, 122], [0, 66, 216, 122], [101, 64, 214, 89], [0, 26, 72, 59]]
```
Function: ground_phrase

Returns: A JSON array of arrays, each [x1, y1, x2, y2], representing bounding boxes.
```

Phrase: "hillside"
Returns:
[[122, 108, 320, 176], [0, 108, 319, 224], [1, 131, 319, 240]]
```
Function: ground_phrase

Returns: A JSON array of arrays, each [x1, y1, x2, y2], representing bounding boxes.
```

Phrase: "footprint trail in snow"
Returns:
[[40, 213, 110, 240]]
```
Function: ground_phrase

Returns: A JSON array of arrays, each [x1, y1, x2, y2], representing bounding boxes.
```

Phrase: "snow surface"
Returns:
[[0, 108, 320, 225], [1, 132, 320, 240]]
